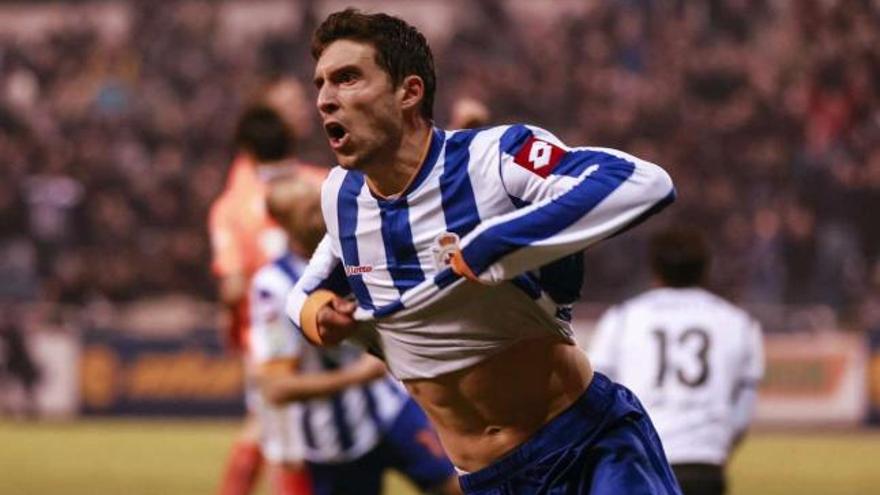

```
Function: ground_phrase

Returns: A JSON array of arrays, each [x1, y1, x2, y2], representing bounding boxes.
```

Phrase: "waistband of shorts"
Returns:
[[458, 372, 616, 492]]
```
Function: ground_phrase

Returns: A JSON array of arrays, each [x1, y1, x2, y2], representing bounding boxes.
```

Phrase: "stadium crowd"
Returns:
[[1, 0, 879, 328]]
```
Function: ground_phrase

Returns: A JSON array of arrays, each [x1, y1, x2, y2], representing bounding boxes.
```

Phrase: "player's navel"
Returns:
[[484, 425, 502, 436]]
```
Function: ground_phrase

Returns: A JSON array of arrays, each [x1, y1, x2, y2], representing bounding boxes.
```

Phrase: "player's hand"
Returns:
[[349, 355, 387, 383], [316, 296, 358, 345]]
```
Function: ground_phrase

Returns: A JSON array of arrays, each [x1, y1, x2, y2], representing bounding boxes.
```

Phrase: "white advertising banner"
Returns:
[[755, 332, 868, 426]]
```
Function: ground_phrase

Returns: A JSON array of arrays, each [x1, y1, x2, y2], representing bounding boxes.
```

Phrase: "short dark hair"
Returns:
[[649, 226, 710, 288], [234, 105, 293, 162], [312, 8, 436, 120]]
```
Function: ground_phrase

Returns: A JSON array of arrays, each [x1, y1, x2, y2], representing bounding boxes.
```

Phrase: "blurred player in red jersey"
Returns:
[[209, 104, 324, 495]]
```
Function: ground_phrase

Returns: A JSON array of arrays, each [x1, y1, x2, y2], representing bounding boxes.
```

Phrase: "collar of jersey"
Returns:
[[368, 127, 445, 206]]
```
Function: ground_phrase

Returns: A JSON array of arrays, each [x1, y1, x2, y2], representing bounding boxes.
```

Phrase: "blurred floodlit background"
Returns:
[[1, 1, 879, 494]]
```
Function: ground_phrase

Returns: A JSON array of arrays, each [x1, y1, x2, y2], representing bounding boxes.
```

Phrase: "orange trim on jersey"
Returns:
[[450, 250, 480, 283]]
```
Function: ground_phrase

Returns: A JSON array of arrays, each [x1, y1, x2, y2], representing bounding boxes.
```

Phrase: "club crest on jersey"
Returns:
[[431, 232, 461, 270], [514, 136, 566, 178]]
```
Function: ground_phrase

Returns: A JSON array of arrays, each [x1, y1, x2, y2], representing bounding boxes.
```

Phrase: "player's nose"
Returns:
[[317, 85, 340, 116]]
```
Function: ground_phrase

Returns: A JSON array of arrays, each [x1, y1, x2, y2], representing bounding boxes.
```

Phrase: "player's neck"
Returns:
[[366, 119, 432, 199], [288, 241, 310, 260]]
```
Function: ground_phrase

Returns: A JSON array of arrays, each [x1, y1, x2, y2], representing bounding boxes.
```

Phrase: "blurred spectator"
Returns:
[[0, 306, 42, 417]]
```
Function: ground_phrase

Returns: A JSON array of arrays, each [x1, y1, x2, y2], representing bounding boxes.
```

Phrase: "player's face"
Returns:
[[314, 40, 404, 171]]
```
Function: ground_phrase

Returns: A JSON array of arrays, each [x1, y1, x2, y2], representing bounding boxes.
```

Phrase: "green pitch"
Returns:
[[1, 420, 878, 495]]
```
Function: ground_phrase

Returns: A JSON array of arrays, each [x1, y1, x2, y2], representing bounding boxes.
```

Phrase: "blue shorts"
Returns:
[[459, 372, 682, 495], [306, 398, 455, 495]]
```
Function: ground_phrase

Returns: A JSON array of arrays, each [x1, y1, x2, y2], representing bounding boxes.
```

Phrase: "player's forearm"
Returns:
[[262, 368, 366, 403], [219, 274, 247, 307], [458, 153, 674, 283]]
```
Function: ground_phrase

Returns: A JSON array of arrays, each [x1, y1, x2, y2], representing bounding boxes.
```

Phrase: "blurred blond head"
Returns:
[[450, 97, 490, 129], [267, 176, 325, 257], [263, 77, 314, 138]]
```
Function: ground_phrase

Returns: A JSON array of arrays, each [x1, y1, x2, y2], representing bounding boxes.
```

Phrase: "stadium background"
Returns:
[[1, 0, 879, 494]]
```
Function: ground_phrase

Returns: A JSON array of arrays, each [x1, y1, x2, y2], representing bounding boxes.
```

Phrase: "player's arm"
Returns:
[[261, 354, 387, 405], [208, 201, 250, 348], [209, 201, 246, 303], [730, 318, 765, 451], [285, 235, 357, 347], [218, 274, 248, 308], [451, 125, 675, 284]]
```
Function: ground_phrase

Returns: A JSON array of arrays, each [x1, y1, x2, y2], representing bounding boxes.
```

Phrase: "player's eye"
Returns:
[[337, 70, 359, 84]]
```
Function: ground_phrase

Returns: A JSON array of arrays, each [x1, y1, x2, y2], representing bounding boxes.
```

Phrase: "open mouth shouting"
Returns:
[[324, 121, 350, 151]]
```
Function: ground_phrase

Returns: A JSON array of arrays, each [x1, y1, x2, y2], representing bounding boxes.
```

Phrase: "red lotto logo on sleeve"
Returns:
[[513, 136, 566, 178]]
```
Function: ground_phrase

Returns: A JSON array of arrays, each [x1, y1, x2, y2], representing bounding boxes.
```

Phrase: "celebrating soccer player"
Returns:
[[287, 9, 680, 494]]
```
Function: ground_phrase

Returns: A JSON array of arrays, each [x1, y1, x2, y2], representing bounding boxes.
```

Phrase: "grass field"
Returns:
[[1, 420, 879, 495]]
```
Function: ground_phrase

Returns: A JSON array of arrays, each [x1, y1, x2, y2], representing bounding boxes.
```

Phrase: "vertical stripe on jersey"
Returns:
[[377, 198, 425, 293], [384, 380, 405, 399], [370, 129, 444, 295], [320, 354, 355, 451], [301, 404, 317, 450], [329, 394, 355, 451], [440, 130, 482, 236], [362, 383, 385, 433], [338, 172, 374, 309], [402, 128, 445, 196]]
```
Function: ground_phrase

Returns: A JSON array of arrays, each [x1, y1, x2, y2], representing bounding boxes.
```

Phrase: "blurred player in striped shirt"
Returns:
[[209, 105, 324, 495], [249, 177, 460, 495], [591, 227, 764, 495], [285, 9, 681, 494]]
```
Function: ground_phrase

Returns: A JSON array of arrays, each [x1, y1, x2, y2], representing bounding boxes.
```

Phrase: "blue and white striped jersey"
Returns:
[[250, 253, 409, 464], [287, 124, 675, 380]]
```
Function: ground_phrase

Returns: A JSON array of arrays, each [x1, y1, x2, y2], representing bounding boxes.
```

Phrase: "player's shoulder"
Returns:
[[321, 165, 355, 194], [613, 288, 665, 311], [444, 124, 563, 152], [644, 287, 754, 323], [252, 260, 295, 294], [692, 288, 753, 320], [208, 185, 235, 217]]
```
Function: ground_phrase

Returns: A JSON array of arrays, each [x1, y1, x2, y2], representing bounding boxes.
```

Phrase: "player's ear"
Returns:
[[398, 75, 425, 115]]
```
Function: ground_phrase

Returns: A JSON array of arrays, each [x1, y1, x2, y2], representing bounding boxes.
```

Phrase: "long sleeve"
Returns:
[[458, 125, 675, 284]]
